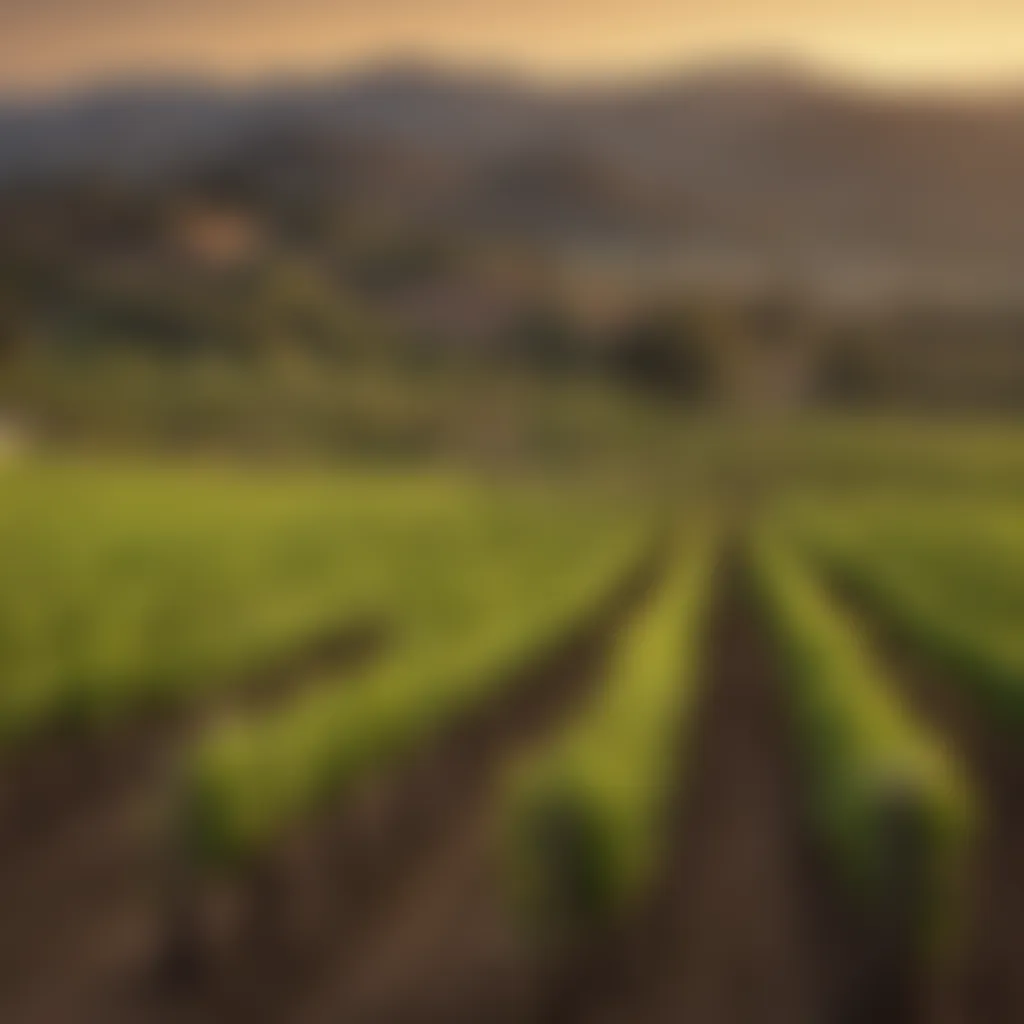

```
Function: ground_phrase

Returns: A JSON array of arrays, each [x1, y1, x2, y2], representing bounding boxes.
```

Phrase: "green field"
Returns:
[[1, 432, 1023, 1022]]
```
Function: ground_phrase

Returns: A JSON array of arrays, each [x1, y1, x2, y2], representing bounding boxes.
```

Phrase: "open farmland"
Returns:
[[0, 442, 1023, 1024]]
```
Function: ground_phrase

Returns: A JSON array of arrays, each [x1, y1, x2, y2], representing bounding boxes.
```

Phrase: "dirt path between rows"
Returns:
[[293, 561, 853, 1024], [172, 556, 657, 1024], [0, 621, 382, 1024], [856, 619, 1024, 1024], [0, 555, 655, 1024], [5, 553, 922, 1024], [530, 561, 841, 1024]]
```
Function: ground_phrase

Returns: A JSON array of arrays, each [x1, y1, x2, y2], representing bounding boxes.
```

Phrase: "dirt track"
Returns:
[[0, 557, 1020, 1024], [0, 621, 382, 1024], [0, 560, 652, 1024], [530, 563, 843, 1024], [294, 564, 854, 1024], [863, 624, 1024, 1024]]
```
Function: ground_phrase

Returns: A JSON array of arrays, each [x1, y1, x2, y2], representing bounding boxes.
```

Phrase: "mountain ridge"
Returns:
[[3, 60, 1024, 269]]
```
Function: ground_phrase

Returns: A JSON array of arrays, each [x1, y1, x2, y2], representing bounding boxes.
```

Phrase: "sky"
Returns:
[[2, 0, 1023, 95]]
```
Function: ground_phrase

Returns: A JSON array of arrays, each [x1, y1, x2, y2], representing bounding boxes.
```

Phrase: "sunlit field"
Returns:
[[0, 425, 1023, 1024], [4, 0, 1024, 1015]]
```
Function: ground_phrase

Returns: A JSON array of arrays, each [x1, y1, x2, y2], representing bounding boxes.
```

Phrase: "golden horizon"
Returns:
[[2, 0, 1023, 96]]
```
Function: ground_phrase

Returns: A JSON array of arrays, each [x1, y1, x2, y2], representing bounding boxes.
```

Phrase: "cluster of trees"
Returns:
[[6, 176, 1024, 460]]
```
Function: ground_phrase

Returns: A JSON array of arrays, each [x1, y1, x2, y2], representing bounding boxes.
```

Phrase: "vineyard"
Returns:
[[1, 449, 1023, 1024]]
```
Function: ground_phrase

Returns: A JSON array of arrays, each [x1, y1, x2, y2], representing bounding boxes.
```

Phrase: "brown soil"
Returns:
[[268, 562, 864, 1024], [858, 619, 1024, 1024], [4, 553, 1012, 1024], [0, 619, 383, 862], [524, 561, 852, 1024], [146, 554, 658, 1024], [0, 557, 654, 1024], [0, 619, 383, 1024]]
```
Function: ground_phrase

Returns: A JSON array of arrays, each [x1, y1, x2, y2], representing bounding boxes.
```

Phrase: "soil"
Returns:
[[0, 619, 382, 1024], [525, 561, 850, 1024], [0, 557, 653, 1024], [0, 554, 1019, 1024], [858, 616, 1024, 1024], [232, 563, 863, 1024]]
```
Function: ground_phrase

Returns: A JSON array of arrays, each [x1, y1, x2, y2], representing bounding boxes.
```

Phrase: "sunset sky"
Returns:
[[2, 0, 1022, 95]]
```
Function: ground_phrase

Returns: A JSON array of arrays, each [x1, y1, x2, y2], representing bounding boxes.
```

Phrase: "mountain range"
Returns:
[[3, 63, 1024, 275]]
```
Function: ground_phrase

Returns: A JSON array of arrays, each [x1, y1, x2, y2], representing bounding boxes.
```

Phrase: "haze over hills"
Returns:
[[3, 62, 1024, 282]]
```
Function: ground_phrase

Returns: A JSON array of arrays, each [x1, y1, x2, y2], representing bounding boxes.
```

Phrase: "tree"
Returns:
[[608, 303, 717, 401]]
